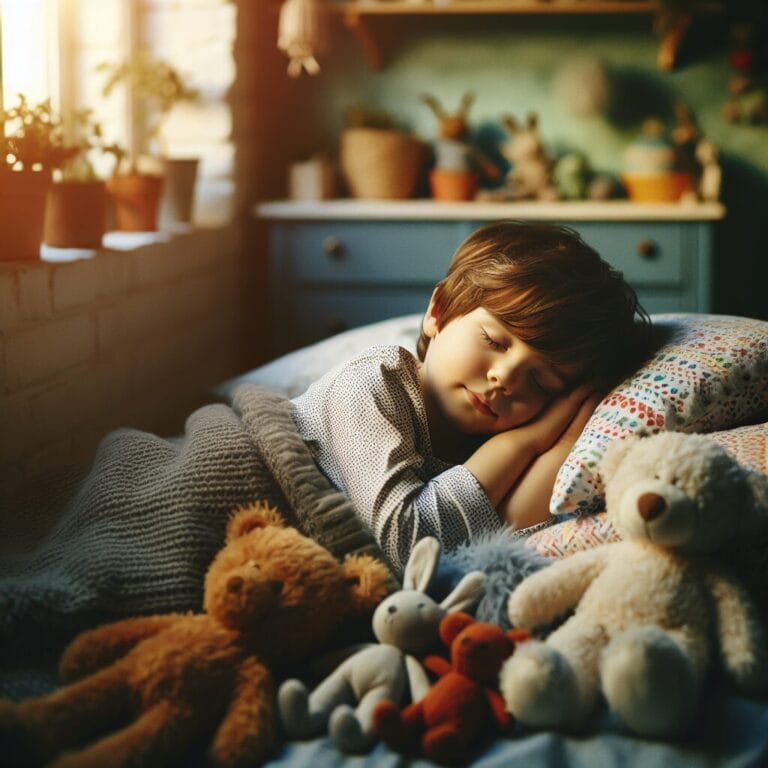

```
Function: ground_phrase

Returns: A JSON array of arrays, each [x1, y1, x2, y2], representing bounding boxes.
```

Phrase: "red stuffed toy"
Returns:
[[373, 612, 529, 765]]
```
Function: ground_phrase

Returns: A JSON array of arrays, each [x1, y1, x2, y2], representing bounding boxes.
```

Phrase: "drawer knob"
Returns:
[[637, 238, 660, 260], [323, 235, 346, 261]]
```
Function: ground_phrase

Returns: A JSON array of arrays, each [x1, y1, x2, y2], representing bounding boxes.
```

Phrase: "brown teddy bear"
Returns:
[[373, 612, 529, 766], [0, 502, 392, 768]]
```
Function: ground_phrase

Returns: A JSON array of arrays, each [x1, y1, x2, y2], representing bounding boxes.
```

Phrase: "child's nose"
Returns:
[[488, 359, 518, 393]]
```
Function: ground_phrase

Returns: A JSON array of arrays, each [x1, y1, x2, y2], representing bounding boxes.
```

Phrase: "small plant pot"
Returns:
[[340, 128, 425, 200], [106, 173, 164, 232], [0, 169, 51, 260], [429, 168, 478, 202], [44, 180, 108, 248], [160, 157, 199, 226], [621, 171, 694, 203]]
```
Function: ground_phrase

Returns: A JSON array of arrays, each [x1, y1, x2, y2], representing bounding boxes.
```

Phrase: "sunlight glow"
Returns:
[[1, 0, 59, 111]]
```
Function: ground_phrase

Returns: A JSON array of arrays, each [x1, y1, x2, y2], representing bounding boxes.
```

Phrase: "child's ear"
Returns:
[[423, 287, 442, 339]]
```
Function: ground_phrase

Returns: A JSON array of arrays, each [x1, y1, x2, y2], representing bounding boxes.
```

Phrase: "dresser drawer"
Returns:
[[278, 222, 468, 284], [286, 288, 432, 348], [572, 223, 685, 285]]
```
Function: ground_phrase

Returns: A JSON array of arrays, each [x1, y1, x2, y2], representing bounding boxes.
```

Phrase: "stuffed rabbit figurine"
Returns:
[[278, 537, 486, 752]]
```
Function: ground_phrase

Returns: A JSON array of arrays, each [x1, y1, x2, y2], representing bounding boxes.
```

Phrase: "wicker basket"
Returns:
[[340, 128, 425, 200]]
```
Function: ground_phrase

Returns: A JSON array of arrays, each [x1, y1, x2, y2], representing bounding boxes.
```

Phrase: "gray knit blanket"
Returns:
[[0, 384, 389, 669]]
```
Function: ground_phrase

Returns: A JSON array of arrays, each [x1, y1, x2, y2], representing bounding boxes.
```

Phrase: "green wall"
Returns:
[[296, 13, 768, 318]]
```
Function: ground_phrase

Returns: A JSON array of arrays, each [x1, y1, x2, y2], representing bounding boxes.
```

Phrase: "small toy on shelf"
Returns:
[[374, 612, 529, 766], [500, 431, 768, 739], [722, 19, 768, 125], [695, 138, 722, 202], [483, 113, 559, 202], [278, 537, 486, 753], [420, 92, 499, 201]]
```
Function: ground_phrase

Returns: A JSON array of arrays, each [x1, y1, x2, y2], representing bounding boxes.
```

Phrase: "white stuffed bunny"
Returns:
[[278, 536, 486, 752], [500, 431, 768, 738]]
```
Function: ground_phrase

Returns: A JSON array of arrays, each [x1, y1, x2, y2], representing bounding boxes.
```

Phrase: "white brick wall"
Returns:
[[0, 226, 259, 517]]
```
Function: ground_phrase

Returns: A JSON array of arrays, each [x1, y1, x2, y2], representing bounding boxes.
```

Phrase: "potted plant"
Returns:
[[98, 51, 199, 230], [42, 109, 122, 249], [0, 95, 79, 260]]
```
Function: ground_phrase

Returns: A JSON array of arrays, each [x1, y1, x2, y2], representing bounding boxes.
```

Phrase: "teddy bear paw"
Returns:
[[600, 625, 697, 738], [329, 704, 373, 753], [499, 640, 584, 730], [277, 679, 317, 739]]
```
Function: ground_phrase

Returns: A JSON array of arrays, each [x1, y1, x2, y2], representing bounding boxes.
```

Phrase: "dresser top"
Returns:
[[254, 199, 725, 222]]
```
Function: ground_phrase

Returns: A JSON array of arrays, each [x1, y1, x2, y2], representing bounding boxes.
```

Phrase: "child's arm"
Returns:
[[500, 392, 600, 529], [464, 384, 594, 513]]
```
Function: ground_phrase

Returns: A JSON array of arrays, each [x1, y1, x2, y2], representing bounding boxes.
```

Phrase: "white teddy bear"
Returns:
[[500, 431, 768, 738]]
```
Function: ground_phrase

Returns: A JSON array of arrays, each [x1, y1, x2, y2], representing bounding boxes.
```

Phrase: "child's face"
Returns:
[[419, 306, 577, 436]]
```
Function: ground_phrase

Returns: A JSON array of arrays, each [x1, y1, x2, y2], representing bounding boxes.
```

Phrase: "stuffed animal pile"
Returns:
[[500, 431, 768, 738], [0, 502, 391, 768], [277, 536, 486, 753], [374, 612, 528, 765]]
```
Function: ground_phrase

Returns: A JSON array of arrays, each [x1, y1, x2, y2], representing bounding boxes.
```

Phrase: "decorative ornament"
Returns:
[[278, 0, 328, 78]]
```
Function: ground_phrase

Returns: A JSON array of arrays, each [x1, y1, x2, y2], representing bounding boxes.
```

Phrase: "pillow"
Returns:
[[550, 313, 768, 516], [533, 420, 768, 558], [213, 313, 422, 401]]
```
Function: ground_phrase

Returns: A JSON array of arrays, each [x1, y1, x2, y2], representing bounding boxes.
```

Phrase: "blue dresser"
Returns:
[[255, 200, 724, 353]]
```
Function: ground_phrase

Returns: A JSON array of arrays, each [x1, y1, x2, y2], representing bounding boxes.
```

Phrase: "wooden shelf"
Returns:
[[331, 1, 715, 71]]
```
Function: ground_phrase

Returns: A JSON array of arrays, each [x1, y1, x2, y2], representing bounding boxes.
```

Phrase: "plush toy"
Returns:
[[277, 536, 486, 752], [500, 431, 768, 739], [373, 612, 528, 766], [0, 502, 391, 768]]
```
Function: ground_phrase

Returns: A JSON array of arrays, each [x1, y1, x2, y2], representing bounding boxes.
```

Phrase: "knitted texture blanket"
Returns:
[[0, 384, 389, 664]]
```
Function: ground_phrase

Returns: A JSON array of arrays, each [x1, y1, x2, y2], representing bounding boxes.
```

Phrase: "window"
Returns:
[[1, 0, 235, 225]]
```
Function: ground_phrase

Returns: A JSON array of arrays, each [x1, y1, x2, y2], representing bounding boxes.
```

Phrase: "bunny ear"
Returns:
[[440, 570, 486, 613], [402, 537, 441, 592]]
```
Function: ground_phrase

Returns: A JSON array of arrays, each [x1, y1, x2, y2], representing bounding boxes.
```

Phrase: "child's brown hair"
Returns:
[[417, 221, 650, 389]]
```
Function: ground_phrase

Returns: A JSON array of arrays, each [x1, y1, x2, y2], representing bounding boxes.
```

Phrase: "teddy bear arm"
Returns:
[[508, 548, 607, 629], [706, 571, 768, 693], [422, 654, 451, 680], [484, 688, 513, 732], [209, 656, 276, 768], [58, 615, 179, 683]]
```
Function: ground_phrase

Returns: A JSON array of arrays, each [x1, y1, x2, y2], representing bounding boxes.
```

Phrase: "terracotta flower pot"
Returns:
[[429, 168, 478, 202], [0, 169, 52, 261], [106, 173, 164, 232], [44, 180, 108, 248]]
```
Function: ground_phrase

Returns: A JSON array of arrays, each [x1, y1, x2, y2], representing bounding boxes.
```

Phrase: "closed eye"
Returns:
[[481, 328, 506, 352]]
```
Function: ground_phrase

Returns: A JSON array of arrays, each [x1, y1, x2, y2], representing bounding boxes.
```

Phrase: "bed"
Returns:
[[2, 311, 768, 767]]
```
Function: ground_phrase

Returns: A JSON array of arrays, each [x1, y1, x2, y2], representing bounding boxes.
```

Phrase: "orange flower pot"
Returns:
[[106, 173, 164, 232], [0, 169, 51, 260], [429, 169, 478, 202], [44, 180, 107, 248]]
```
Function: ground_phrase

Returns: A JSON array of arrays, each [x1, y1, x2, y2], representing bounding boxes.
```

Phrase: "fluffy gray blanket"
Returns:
[[0, 385, 390, 664]]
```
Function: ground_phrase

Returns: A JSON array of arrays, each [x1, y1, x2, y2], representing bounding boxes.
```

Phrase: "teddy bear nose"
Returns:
[[637, 492, 667, 521]]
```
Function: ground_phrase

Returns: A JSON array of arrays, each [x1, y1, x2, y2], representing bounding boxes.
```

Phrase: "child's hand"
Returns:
[[518, 384, 595, 456]]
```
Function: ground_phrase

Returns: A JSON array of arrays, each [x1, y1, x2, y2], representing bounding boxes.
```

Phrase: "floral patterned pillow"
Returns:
[[550, 313, 768, 516], [532, 420, 768, 559]]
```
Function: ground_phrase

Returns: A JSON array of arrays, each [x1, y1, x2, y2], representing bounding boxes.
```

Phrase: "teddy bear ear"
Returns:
[[599, 433, 645, 480], [226, 501, 285, 542], [438, 611, 475, 648], [341, 554, 394, 611]]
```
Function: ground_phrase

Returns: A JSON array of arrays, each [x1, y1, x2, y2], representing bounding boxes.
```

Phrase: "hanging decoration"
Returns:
[[277, 0, 328, 78]]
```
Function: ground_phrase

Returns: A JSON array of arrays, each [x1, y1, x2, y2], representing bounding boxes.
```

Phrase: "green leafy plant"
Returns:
[[0, 94, 78, 172], [97, 50, 198, 163]]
